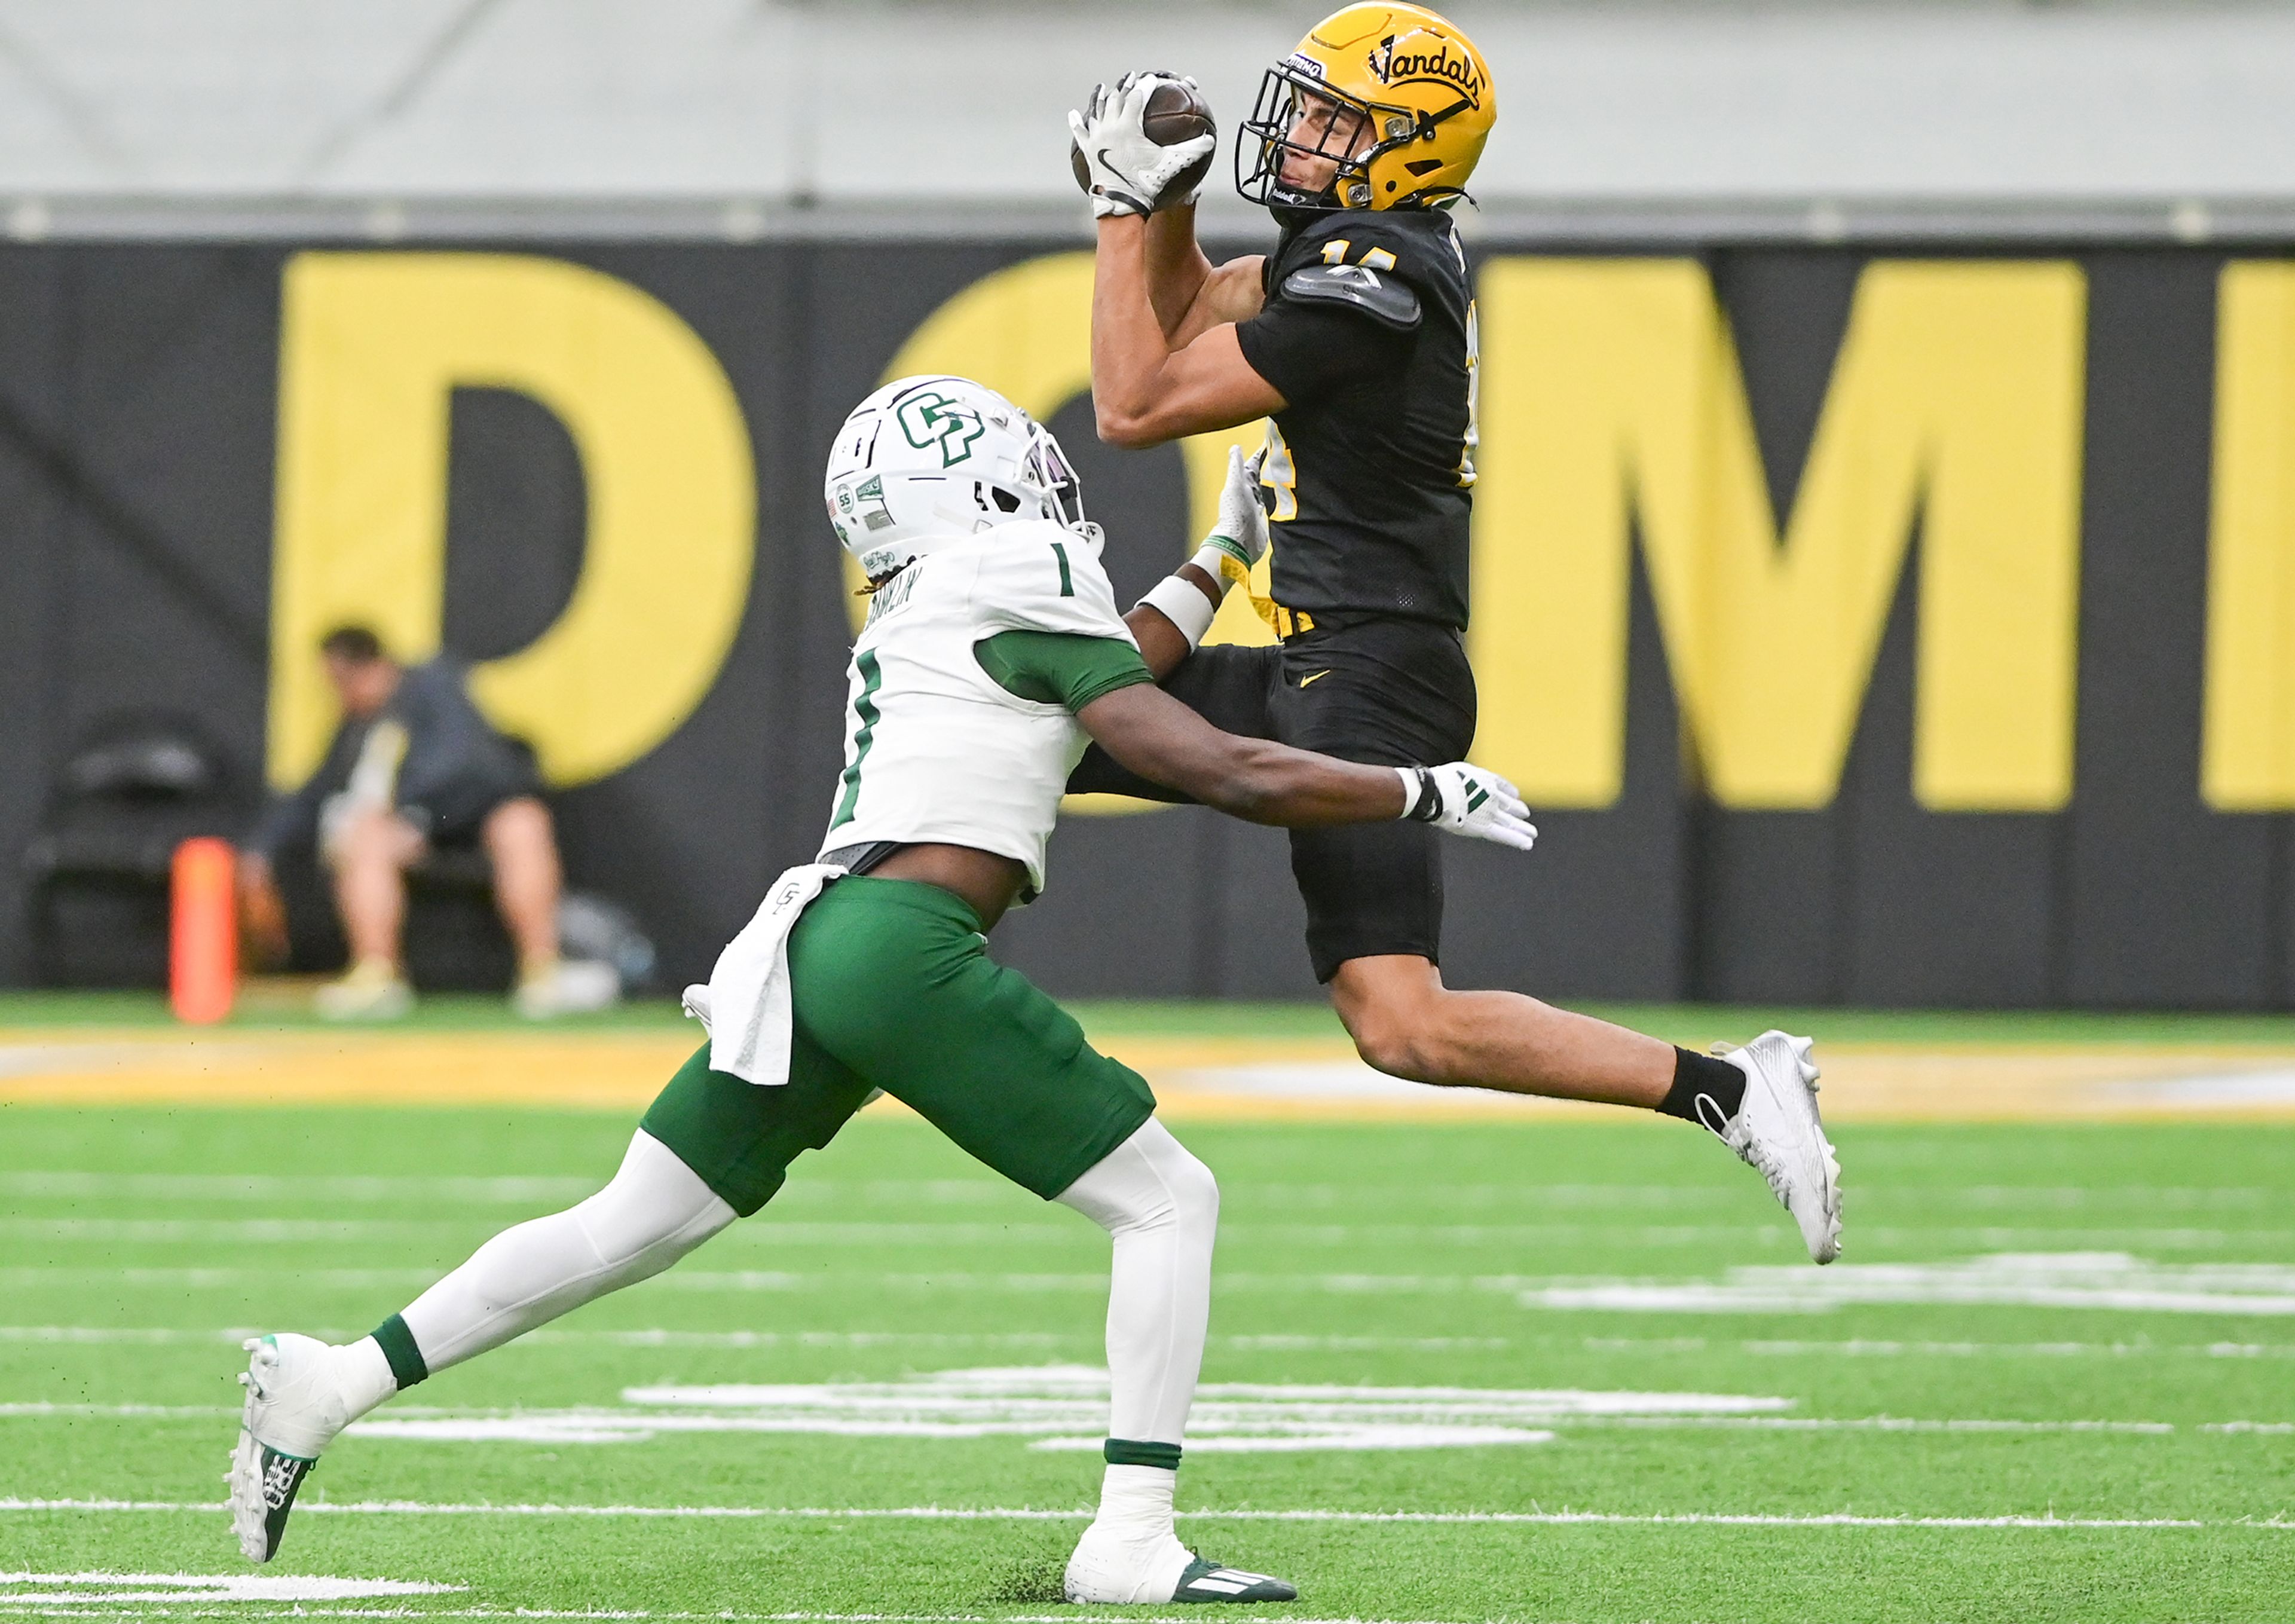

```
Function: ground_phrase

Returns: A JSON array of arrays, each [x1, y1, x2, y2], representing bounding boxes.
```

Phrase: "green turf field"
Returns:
[[19, 986, 2295, 1046], [2, 1009, 2292, 1620]]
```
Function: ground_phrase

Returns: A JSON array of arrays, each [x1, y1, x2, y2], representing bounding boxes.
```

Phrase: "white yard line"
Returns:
[[10, 1215, 2282, 1248], [0, 1323, 1511, 1353], [6, 1402, 2288, 1437], [0, 1173, 599, 1204], [0, 1499, 2250, 1531], [1523, 1254, 2295, 1316], [1584, 1336, 2295, 1358], [0, 1174, 1023, 1208], [5, 1172, 2276, 1209], [0, 1405, 237, 1418], [0, 1270, 441, 1289], [0, 1221, 483, 1243], [0, 1328, 1080, 1350], [1233, 1183, 2279, 1211]]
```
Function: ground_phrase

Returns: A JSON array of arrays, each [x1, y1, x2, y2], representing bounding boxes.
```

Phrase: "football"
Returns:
[[1070, 77, 1217, 206]]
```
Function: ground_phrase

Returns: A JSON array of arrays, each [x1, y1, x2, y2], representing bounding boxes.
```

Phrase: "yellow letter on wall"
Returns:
[[1471, 257, 2085, 811], [270, 253, 755, 788], [2203, 261, 2295, 809]]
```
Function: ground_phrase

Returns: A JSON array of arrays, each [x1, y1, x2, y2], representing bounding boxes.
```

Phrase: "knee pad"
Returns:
[[1060, 1118, 1218, 1238], [1140, 1130, 1219, 1232], [573, 1130, 735, 1268]]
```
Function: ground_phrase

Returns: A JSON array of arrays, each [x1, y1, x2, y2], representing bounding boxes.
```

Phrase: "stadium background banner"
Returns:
[[2, 238, 2291, 1009]]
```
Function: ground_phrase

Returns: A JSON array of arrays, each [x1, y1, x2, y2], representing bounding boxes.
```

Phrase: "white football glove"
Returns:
[[1397, 763, 1538, 852], [1067, 74, 1217, 218], [1201, 446, 1269, 583]]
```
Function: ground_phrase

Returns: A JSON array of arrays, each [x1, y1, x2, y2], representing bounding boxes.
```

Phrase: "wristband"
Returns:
[[1395, 766, 1440, 822], [1196, 537, 1254, 584], [1139, 573, 1217, 649]]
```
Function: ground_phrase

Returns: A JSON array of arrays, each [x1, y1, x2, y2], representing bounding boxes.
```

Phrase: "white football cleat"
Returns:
[[1712, 1030, 1843, 1264], [1064, 1523, 1297, 1604], [227, 1333, 354, 1563]]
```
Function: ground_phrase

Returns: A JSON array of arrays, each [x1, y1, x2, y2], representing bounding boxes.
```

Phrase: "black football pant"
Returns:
[[1068, 615, 1476, 983]]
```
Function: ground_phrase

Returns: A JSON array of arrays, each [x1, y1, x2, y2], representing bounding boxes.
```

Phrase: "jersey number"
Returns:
[[828, 649, 883, 830], [1318, 238, 1397, 273], [1458, 299, 1479, 489], [1259, 422, 1298, 522]]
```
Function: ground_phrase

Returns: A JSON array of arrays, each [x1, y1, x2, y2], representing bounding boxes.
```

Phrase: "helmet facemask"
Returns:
[[1020, 421, 1088, 532], [1237, 57, 1455, 212]]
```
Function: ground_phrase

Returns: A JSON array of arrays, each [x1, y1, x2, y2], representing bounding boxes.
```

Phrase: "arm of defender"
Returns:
[[1076, 680, 1406, 826], [1125, 583, 1213, 680], [1078, 683, 1540, 850]]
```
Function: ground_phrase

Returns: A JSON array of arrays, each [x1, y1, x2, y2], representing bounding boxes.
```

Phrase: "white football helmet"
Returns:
[[824, 375, 1092, 582]]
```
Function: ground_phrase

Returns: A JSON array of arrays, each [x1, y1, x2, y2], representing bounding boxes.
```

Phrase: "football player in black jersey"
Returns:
[[1068, 5, 1842, 1267]]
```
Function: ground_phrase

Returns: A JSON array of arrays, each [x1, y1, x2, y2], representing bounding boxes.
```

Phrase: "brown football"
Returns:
[[1070, 79, 1217, 205]]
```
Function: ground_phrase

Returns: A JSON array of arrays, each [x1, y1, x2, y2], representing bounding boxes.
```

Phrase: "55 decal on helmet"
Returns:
[[1237, 4, 1495, 213]]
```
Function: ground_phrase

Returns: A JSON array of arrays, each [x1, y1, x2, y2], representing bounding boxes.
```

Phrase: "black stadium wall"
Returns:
[[3, 236, 2293, 1008]]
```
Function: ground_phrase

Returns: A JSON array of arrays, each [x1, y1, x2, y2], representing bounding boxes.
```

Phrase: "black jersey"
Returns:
[[1233, 207, 1476, 631]]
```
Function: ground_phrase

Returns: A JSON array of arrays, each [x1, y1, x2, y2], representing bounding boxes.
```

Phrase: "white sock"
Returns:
[[331, 1335, 397, 1421], [1054, 1118, 1219, 1450], [397, 1130, 735, 1374], [1095, 1464, 1179, 1541]]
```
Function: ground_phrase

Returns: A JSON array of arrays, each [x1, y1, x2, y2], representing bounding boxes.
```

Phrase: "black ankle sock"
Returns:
[[1658, 1047, 1746, 1129]]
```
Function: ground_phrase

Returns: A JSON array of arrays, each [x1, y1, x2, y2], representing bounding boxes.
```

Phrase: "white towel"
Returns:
[[681, 862, 847, 1085]]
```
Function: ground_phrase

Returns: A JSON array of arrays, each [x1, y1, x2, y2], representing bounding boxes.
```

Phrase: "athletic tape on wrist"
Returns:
[[1139, 572, 1218, 649], [1198, 537, 1253, 583], [1396, 766, 1439, 822]]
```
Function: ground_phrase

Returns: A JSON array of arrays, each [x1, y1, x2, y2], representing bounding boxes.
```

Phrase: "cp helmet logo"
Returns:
[[895, 392, 989, 468]]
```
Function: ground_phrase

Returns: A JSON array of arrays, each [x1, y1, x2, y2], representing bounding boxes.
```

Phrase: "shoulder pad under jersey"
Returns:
[[1278, 262, 1423, 331], [967, 526, 1132, 643]]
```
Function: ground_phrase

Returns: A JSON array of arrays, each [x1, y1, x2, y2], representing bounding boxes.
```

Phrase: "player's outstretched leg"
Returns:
[[1326, 961, 1843, 1263], [227, 1128, 735, 1562], [1053, 1120, 1298, 1604]]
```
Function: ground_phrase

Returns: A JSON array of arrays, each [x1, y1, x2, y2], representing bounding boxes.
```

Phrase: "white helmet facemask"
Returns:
[[824, 375, 1097, 583]]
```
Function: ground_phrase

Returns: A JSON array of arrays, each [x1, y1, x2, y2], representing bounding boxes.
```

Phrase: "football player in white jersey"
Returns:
[[227, 375, 1535, 1604]]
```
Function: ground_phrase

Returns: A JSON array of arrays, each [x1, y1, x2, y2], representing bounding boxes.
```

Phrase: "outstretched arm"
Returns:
[[1079, 680, 1403, 825], [1076, 681, 1537, 851]]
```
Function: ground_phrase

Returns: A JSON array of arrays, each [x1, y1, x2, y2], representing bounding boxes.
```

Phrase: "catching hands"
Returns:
[[1067, 74, 1216, 218], [1399, 763, 1538, 852], [1201, 446, 1269, 582]]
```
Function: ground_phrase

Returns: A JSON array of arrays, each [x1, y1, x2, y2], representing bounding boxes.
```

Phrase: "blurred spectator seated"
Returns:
[[23, 711, 250, 986], [239, 625, 616, 1021]]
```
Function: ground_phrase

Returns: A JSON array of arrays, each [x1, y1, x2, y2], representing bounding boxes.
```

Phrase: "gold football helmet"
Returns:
[[1237, 4, 1495, 212]]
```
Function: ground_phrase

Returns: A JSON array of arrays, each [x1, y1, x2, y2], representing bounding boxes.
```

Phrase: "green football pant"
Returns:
[[642, 875, 1159, 1213]]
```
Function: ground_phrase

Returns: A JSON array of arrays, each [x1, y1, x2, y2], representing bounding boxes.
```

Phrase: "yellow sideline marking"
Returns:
[[3, 1026, 2295, 1121]]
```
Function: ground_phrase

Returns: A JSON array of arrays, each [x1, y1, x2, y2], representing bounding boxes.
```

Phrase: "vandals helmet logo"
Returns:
[[895, 391, 989, 468], [1366, 33, 1485, 111]]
